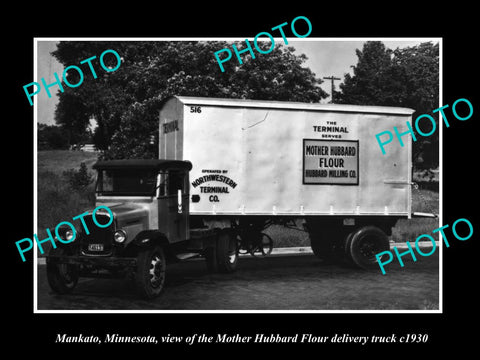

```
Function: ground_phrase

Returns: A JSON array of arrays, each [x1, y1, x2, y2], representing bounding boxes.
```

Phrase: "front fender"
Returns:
[[125, 230, 176, 262], [132, 230, 168, 247]]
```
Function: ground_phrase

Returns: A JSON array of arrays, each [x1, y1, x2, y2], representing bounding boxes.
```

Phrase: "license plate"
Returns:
[[88, 244, 104, 251]]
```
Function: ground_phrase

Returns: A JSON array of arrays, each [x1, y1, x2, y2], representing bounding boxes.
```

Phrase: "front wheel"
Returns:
[[46, 248, 79, 294], [134, 246, 166, 299]]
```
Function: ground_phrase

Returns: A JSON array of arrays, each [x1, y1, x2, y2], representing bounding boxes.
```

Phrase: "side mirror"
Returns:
[[177, 189, 182, 213], [155, 173, 161, 198]]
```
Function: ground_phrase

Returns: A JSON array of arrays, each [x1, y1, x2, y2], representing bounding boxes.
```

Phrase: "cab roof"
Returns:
[[93, 159, 192, 171]]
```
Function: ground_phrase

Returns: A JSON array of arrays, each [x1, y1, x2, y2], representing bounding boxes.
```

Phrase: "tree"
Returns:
[[52, 41, 328, 159], [336, 42, 394, 106], [336, 41, 439, 169], [391, 42, 439, 116], [38, 123, 70, 150], [54, 92, 91, 145]]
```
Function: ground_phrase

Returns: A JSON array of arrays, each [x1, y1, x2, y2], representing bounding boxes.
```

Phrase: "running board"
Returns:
[[176, 252, 200, 260], [412, 212, 438, 218]]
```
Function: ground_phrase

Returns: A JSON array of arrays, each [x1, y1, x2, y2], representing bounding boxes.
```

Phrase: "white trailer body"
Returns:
[[159, 96, 414, 218]]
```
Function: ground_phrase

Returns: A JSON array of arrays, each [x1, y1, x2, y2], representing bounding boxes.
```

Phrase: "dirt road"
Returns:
[[36, 249, 439, 311]]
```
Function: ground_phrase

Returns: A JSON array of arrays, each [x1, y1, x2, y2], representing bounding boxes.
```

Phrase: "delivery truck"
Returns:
[[46, 96, 418, 299]]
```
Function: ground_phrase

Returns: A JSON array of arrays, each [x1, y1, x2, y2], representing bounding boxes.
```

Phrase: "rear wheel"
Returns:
[[46, 248, 79, 294], [216, 230, 238, 273], [204, 246, 218, 273], [343, 232, 355, 265], [134, 245, 166, 299], [349, 226, 390, 269], [310, 237, 333, 260], [309, 230, 345, 263]]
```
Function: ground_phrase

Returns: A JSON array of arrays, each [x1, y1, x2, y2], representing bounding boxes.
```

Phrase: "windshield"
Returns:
[[96, 169, 158, 196]]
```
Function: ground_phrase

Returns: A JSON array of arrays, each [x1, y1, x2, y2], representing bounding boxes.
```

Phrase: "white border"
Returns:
[[33, 37, 442, 314], [33, 38, 39, 312], [438, 39, 443, 313]]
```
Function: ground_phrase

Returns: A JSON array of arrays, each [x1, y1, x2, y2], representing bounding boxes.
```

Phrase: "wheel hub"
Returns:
[[149, 254, 163, 287], [228, 253, 237, 263], [59, 264, 74, 284], [359, 239, 377, 259]]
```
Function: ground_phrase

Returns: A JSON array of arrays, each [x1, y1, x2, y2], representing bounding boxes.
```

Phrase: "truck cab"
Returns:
[[46, 159, 237, 299], [94, 159, 191, 244]]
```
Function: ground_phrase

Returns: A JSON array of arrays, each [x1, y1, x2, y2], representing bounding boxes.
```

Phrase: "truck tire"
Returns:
[[309, 230, 344, 263], [134, 245, 166, 299], [216, 230, 238, 273], [204, 246, 218, 273], [349, 226, 390, 269], [310, 237, 332, 260], [46, 248, 79, 294], [343, 232, 355, 265]]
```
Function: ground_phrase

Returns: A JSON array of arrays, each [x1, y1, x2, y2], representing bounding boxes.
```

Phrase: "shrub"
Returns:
[[63, 162, 93, 191], [37, 170, 96, 248]]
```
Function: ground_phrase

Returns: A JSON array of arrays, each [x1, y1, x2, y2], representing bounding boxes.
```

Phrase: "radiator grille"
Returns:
[[80, 214, 114, 256]]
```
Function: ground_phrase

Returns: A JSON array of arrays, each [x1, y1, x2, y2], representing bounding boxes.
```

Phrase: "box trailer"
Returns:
[[46, 96, 418, 299], [160, 96, 414, 218]]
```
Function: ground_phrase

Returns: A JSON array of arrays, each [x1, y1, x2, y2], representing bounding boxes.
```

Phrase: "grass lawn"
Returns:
[[391, 188, 439, 243], [37, 150, 99, 239], [37, 150, 99, 175]]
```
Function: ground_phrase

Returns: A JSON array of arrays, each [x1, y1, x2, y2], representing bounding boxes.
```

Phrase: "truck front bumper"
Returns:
[[46, 255, 137, 269]]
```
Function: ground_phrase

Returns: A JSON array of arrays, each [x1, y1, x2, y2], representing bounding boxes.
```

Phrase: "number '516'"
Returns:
[[190, 106, 201, 113]]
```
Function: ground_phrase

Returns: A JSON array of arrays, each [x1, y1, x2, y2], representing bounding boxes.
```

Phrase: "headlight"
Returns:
[[114, 229, 127, 243], [65, 230, 74, 241]]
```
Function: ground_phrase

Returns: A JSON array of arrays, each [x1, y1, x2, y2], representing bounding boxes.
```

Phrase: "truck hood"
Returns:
[[100, 202, 149, 228]]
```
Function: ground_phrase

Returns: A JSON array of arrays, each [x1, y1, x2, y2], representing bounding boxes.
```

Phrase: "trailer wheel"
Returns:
[[250, 232, 274, 257], [343, 232, 355, 265], [309, 232, 339, 262], [46, 248, 79, 294], [349, 226, 390, 269], [216, 230, 238, 273], [310, 239, 330, 260], [134, 245, 166, 299]]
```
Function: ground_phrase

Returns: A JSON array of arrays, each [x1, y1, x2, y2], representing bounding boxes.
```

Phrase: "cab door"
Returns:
[[157, 170, 189, 242]]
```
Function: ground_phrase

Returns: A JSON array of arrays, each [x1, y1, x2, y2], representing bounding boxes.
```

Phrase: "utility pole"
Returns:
[[323, 76, 341, 103]]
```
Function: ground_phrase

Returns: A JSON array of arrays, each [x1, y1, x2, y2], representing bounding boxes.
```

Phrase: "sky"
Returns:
[[37, 41, 63, 126], [36, 38, 439, 126]]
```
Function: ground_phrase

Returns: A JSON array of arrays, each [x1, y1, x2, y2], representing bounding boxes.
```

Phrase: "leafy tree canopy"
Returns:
[[335, 41, 439, 169], [52, 41, 328, 159]]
